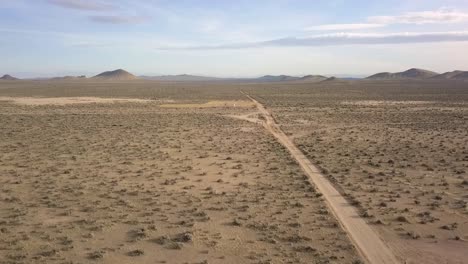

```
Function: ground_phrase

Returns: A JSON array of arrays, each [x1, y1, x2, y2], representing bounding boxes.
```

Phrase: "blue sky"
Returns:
[[1, 0, 468, 77]]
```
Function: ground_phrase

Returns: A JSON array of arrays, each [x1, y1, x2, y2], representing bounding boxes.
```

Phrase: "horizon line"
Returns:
[[3, 67, 467, 79]]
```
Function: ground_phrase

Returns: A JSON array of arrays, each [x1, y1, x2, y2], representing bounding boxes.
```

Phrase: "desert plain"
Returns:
[[0, 79, 467, 264]]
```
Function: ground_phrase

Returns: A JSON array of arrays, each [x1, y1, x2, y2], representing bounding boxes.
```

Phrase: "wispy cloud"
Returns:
[[156, 31, 468, 50], [0, 27, 76, 38], [369, 8, 468, 24], [69, 41, 111, 47], [305, 23, 385, 31], [89, 15, 147, 24], [307, 8, 468, 31], [47, 1, 148, 25], [48, 0, 114, 11]]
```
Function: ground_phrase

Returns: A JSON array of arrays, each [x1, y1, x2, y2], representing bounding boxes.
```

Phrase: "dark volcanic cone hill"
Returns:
[[394, 68, 438, 78], [0, 74, 19, 80], [92, 69, 137, 81], [367, 68, 438, 79]]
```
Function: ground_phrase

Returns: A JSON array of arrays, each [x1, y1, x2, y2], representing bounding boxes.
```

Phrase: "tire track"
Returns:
[[243, 92, 400, 264]]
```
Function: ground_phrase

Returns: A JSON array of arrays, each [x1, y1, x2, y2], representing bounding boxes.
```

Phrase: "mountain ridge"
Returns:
[[140, 74, 221, 81], [431, 70, 468, 80]]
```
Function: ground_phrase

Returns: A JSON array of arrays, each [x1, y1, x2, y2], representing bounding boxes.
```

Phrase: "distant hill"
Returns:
[[367, 68, 438, 79], [452, 71, 468, 79], [367, 72, 392, 79], [138, 73, 332, 83], [395, 68, 438, 78], [296, 75, 328, 82], [432, 70, 468, 80], [321, 77, 342, 83], [92, 69, 137, 80], [140, 74, 221, 81], [256, 75, 299, 82], [340, 77, 362, 80], [0, 74, 19, 80], [51, 75, 86, 81], [141, 70, 468, 82], [431, 70, 463, 79]]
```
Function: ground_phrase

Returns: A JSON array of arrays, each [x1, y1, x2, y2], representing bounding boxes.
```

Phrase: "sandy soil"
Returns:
[[1, 79, 467, 264], [246, 80, 468, 264], [244, 93, 399, 263], [0, 87, 361, 264]]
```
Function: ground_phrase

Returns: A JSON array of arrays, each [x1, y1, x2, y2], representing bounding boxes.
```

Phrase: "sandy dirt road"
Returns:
[[244, 93, 400, 264]]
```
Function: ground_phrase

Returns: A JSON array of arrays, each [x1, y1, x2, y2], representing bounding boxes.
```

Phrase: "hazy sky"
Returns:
[[1, 0, 468, 77]]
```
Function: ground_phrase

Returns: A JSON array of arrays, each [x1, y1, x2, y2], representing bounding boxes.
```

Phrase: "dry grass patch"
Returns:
[[0, 96, 156, 105], [160, 100, 255, 108]]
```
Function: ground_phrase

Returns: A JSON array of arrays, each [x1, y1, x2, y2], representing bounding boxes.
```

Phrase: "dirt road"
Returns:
[[244, 93, 400, 264]]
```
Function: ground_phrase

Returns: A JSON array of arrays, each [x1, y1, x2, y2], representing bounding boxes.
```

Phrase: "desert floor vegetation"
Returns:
[[0, 79, 467, 264], [246, 79, 468, 264], [0, 80, 361, 264]]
